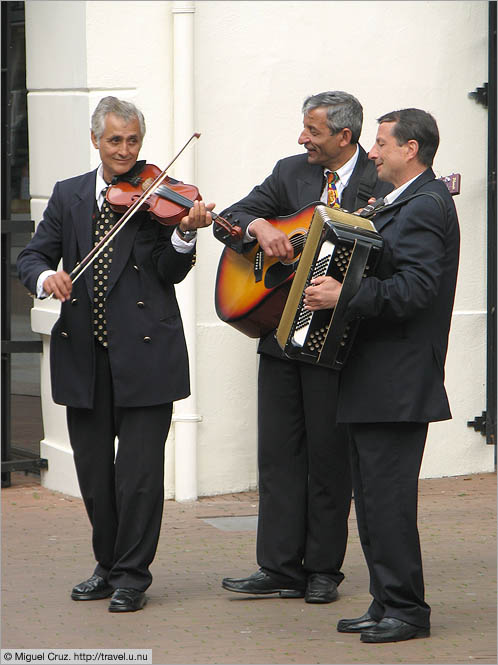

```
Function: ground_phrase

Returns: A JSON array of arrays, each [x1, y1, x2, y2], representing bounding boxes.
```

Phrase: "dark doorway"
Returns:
[[1, 1, 46, 487]]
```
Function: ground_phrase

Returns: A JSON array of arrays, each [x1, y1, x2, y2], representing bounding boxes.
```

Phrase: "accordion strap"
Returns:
[[366, 191, 446, 220]]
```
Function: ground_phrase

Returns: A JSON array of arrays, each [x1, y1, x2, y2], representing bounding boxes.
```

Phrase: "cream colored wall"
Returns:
[[24, 0, 493, 500], [192, 0, 493, 480]]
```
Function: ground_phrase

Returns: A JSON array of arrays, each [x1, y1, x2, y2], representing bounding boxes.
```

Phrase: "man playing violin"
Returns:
[[217, 91, 392, 604], [17, 96, 213, 612]]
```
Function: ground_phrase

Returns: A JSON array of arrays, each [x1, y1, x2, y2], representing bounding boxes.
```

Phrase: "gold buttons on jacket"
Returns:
[[143, 336, 151, 343], [137, 301, 145, 308], [61, 331, 69, 338]]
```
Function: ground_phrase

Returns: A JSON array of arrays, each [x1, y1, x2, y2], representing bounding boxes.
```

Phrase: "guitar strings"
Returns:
[[289, 233, 307, 252]]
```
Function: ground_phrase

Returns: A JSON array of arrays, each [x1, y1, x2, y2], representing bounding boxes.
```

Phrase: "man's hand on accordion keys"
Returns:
[[303, 275, 342, 311]]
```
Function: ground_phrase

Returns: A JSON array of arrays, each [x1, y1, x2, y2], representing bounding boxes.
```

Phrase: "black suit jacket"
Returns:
[[337, 168, 460, 423], [215, 147, 392, 356], [18, 169, 194, 409]]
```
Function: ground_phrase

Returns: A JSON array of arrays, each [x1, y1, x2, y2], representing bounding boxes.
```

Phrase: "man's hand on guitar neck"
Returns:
[[303, 275, 342, 311], [247, 218, 295, 262]]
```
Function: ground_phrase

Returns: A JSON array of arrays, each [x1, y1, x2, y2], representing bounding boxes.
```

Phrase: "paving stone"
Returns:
[[1, 472, 496, 664]]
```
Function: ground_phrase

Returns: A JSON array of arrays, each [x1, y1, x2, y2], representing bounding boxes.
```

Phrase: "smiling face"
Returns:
[[368, 121, 420, 188], [91, 112, 143, 183], [298, 107, 354, 171]]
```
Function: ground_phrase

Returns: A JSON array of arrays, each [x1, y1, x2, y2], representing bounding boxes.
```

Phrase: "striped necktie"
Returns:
[[327, 171, 340, 208]]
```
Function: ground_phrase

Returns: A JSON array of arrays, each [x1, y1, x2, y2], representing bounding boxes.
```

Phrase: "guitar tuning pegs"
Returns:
[[439, 173, 461, 196]]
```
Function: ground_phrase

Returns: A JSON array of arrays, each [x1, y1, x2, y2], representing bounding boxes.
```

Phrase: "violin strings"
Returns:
[[155, 184, 222, 222], [155, 185, 194, 209]]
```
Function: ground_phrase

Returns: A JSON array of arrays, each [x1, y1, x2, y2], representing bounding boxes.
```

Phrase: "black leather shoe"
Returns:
[[71, 574, 113, 601], [337, 612, 379, 633], [108, 588, 147, 613], [360, 617, 430, 643], [221, 570, 304, 598], [305, 574, 338, 604]]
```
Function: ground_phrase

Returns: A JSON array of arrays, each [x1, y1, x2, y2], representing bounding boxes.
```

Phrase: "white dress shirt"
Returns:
[[383, 173, 421, 205], [321, 144, 359, 206]]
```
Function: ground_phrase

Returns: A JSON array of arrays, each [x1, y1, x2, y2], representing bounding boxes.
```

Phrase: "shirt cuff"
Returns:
[[36, 270, 56, 298], [245, 220, 259, 243], [171, 228, 196, 253]]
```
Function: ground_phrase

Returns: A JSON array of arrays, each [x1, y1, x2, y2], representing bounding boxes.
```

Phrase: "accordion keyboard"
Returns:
[[276, 204, 383, 369], [293, 240, 335, 347]]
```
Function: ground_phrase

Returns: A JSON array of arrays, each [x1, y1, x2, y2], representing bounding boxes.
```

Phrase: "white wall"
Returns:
[[24, 0, 493, 500], [192, 0, 493, 480]]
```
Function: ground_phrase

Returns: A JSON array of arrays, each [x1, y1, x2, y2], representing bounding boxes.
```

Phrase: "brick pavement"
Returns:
[[1, 472, 496, 664]]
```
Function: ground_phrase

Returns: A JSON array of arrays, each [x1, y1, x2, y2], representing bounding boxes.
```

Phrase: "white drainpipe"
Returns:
[[171, 0, 199, 501]]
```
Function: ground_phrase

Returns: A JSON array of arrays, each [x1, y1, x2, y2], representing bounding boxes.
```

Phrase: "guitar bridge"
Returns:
[[254, 250, 264, 283]]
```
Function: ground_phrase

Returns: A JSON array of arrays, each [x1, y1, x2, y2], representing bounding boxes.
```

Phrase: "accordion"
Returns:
[[275, 205, 383, 370]]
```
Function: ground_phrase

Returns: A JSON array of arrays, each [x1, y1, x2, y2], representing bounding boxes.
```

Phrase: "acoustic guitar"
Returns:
[[215, 203, 319, 338], [214, 174, 461, 339]]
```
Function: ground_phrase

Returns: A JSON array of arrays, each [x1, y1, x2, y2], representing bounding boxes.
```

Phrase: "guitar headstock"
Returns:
[[439, 173, 461, 196], [214, 211, 243, 242]]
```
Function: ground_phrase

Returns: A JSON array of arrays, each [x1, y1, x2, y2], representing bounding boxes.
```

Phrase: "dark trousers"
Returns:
[[256, 353, 352, 588], [66, 343, 173, 591], [348, 422, 431, 628]]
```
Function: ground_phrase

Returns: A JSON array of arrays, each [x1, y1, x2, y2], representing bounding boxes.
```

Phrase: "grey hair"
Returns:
[[91, 96, 146, 143], [302, 91, 363, 144]]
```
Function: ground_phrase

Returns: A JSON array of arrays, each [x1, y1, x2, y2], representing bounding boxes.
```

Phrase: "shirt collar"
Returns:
[[95, 164, 108, 201], [383, 173, 422, 204]]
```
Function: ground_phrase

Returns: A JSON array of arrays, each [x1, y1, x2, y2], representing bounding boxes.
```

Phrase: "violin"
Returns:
[[106, 163, 202, 226], [106, 162, 237, 235], [106, 162, 202, 226], [63, 133, 242, 291]]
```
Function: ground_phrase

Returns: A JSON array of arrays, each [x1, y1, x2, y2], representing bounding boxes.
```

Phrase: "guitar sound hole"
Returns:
[[289, 233, 306, 260]]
